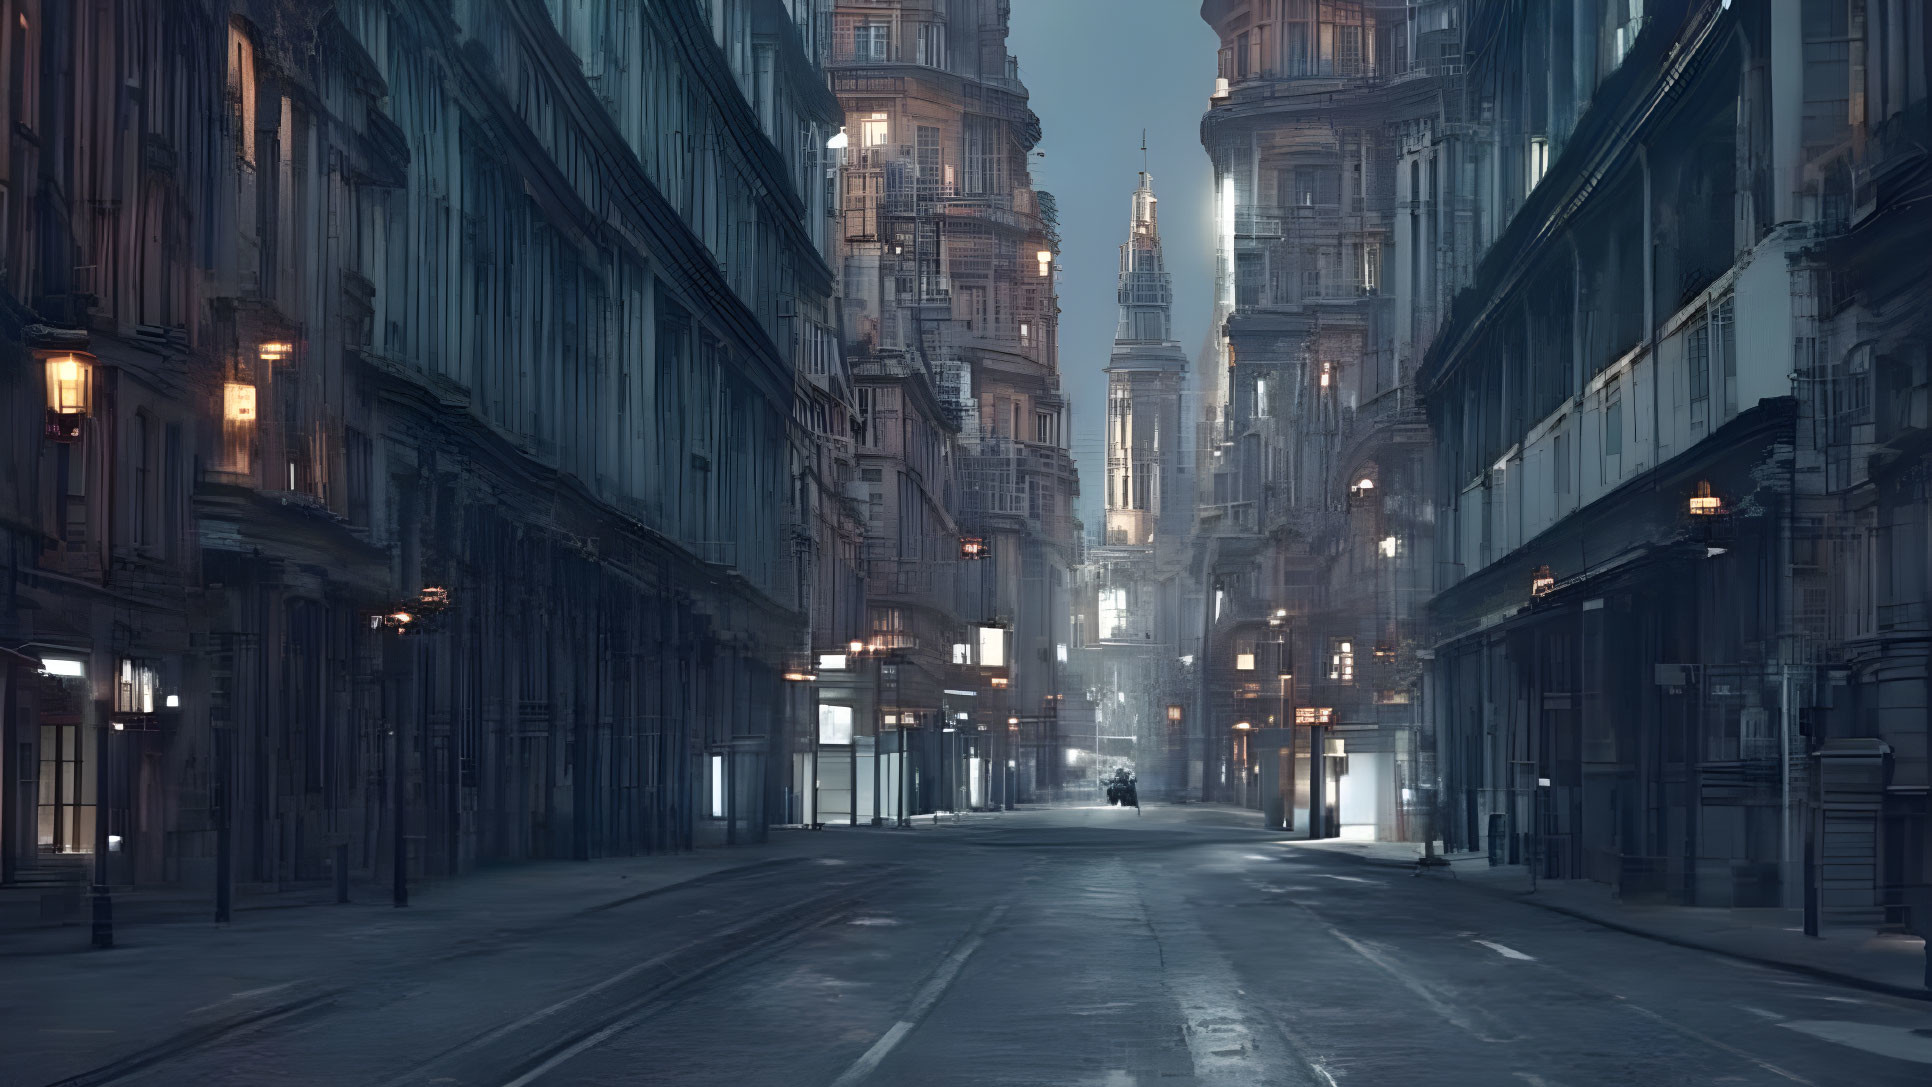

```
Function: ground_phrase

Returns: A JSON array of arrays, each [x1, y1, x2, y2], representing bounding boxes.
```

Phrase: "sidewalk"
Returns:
[[0, 832, 847, 1086], [1285, 837, 1931, 1000]]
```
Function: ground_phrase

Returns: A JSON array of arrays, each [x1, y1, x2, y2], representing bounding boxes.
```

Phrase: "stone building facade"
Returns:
[[1192, 0, 1447, 838], [0, 0, 842, 916], [1416, 0, 1930, 933], [824, 0, 1075, 813]]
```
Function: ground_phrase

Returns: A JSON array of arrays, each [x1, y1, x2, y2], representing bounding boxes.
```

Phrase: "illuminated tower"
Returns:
[[1104, 170, 1189, 548]]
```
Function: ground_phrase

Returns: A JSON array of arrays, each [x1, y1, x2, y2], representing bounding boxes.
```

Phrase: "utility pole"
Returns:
[[389, 633, 409, 909]]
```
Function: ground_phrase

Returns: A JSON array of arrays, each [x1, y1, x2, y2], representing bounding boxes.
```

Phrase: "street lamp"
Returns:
[[43, 353, 95, 441]]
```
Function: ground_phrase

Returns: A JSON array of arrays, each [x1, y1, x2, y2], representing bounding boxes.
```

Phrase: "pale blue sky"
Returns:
[[1008, 0, 1220, 533]]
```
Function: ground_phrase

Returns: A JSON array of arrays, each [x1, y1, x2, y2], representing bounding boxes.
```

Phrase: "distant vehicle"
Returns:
[[1104, 768, 1138, 808]]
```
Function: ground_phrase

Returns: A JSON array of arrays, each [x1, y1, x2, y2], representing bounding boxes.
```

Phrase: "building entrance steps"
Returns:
[[1279, 837, 1931, 1000]]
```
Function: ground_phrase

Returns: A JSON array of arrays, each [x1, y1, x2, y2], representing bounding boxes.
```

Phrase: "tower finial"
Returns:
[[1141, 129, 1148, 175]]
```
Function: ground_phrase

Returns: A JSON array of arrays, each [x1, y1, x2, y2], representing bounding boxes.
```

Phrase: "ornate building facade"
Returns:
[[1, 0, 842, 919], [1191, 0, 1444, 837], [823, 0, 1075, 814]]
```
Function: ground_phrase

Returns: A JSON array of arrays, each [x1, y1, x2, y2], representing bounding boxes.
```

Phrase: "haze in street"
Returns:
[[1, 2, 1927, 1086]]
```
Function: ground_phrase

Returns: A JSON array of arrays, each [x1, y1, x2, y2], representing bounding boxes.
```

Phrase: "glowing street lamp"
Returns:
[[1689, 481, 1722, 515], [43, 353, 95, 441]]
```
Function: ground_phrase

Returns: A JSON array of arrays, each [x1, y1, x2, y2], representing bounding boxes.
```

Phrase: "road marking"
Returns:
[[1473, 939, 1534, 961], [1780, 1020, 1932, 1064], [1739, 1006, 1784, 1021], [827, 902, 1011, 1087], [1316, 874, 1378, 884], [1323, 926, 1515, 1043]]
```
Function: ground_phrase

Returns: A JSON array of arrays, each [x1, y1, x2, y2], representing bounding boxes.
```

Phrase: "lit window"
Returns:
[[115, 659, 157, 715], [709, 755, 725, 819], [976, 625, 1006, 668], [818, 704, 854, 746], [861, 115, 889, 148], [1099, 589, 1128, 641], [1329, 641, 1354, 683], [1235, 652, 1256, 671], [1528, 136, 1549, 190]]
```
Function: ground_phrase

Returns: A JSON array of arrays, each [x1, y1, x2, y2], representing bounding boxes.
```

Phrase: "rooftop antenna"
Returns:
[[1140, 129, 1148, 177]]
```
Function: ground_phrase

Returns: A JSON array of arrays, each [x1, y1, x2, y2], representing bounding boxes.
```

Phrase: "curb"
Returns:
[[1317, 848, 1932, 1002]]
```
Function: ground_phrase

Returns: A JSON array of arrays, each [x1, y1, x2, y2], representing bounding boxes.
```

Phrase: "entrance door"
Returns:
[[37, 714, 93, 855]]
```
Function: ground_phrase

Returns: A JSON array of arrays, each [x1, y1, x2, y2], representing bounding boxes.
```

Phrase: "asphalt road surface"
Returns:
[[31, 806, 1932, 1086]]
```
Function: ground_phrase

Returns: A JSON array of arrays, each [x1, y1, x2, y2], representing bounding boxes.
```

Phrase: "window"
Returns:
[[916, 23, 946, 68], [961, 115, 1002, 195], [1293, 166, 1341, 207], [854, 22, 889, 62], [1236, 31, 1251, 78], [861, 113, 889, 148], [1035, 411, 1056, 445], [1099, 588, 1128, 641], [1337, 24, 1364, 76], [1553, 429, 1570, 496], [1604, 382, 1624, 459], [114, 659, 157, 715], [976, 625, 1006, 668], [1329, 640, 1354, 683], [1528, 136, 1549, 190], [818, 704, 855, 746], [1713, 296, 1736, 415], [873, 607, 908, 648], [916, 126, 941, 198], [1688, 316, 1711, 404]]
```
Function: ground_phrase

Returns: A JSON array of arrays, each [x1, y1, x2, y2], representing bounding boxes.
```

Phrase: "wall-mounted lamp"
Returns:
[[224, 382, 258, 422], [44, 354, 95, 441], [826, 126, 849, 150], [1689, 481, 1722, 515]]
